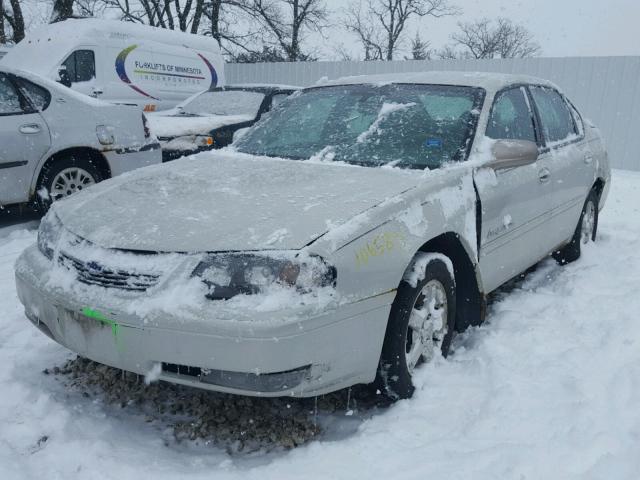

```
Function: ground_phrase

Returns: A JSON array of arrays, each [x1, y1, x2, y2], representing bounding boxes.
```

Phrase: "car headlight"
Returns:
[[192, 252, 336, 300], [37, 211, 63, 260]]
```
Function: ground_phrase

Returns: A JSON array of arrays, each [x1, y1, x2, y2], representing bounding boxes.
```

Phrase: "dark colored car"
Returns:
[[148, 85, 299, 161]]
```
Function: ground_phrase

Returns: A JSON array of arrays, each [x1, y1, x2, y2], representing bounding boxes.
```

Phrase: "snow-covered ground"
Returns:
[[1, 170, 639, 479]]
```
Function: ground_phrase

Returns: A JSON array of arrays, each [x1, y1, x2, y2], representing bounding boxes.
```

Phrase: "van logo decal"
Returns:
[[115, 44, 160, 100], [115, 45, 219, 100]]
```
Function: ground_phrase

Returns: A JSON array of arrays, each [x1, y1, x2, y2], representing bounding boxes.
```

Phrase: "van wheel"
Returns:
[[553, 189, 599, 265], [376, 255, 456, 400], [36, 155, 103, 212]]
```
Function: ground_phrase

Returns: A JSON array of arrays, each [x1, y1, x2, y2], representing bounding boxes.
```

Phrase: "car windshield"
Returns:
[[181, 90, 266, 116], [235, 84, 485, 169]]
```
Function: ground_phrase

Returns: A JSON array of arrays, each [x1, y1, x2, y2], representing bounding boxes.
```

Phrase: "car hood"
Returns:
[[147, 113, 255, 138], [55, 152, 424, 252]]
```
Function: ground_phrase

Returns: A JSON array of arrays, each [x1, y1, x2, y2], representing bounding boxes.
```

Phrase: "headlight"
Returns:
[[192, 252, 336, 300], [37, 211, 63, 260]]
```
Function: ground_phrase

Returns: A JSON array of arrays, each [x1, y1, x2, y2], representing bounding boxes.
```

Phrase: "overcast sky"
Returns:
[[315, 0, 640, 60]]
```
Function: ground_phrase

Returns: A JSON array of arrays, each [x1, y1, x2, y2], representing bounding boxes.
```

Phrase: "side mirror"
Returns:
[[487, 139, 539, 170], [57, 66, 72, 88]]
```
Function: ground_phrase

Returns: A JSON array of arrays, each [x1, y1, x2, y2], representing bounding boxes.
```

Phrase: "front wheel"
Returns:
[[377, 254, 456, 400], [553, 189, 599, 265]]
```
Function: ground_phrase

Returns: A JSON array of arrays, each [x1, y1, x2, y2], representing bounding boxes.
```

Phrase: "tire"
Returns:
[[36, 154, 104, 212], [553, 188, 599, 265], [377, 254, 456, 400]]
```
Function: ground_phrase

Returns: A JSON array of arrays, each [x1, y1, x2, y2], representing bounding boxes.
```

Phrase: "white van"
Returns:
[[2, 18, 225, 111]]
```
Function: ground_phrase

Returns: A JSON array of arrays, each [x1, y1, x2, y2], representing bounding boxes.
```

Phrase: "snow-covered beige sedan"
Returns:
[[15, 72, 610, 399]]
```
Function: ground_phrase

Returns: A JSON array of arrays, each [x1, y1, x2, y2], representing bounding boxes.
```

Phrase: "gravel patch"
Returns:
[[46, 357, 390, 454]]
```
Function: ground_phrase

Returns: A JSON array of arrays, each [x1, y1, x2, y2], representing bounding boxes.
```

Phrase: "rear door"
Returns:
[[0, 73, 51, 205], [528, 86, 594, 249], [475, 86, 555, 292]]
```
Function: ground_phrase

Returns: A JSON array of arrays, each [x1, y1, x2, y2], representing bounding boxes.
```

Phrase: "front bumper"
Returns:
[[15, 245, 393, 397]]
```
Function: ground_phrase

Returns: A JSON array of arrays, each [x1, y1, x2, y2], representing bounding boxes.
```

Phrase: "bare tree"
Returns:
[[240, 0, 328, 61], [346, 0, 457, 61], [450, 17, 540, 59], [50, 0, 76, 22], [434, 43, 463, 59], [75, 0, 108, 17], [343, 1, 383, 60], [201, 0, 263, 57], [1, 0, 25, 43], [0, 0, 6, 44], [101, 0, 206, 32]]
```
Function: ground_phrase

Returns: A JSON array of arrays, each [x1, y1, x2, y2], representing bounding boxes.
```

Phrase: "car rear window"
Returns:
[[235, 83, 485, 170], [182, 90, 266, 117]]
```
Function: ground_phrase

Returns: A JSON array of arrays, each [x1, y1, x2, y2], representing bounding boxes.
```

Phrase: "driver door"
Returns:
[[474, 86, 554, 293]]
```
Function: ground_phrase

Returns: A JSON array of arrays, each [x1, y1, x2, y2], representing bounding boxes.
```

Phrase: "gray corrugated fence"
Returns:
[[228, 56, 640, 171]]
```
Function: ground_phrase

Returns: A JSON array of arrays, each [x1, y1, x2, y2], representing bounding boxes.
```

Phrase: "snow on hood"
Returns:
[[147, 112, 255, 138], [54, 151, 423, 252]]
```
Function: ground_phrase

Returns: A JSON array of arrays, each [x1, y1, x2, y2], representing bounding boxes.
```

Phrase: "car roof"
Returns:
[[318, 71, 558, 93], [209, 84, 300, 93]]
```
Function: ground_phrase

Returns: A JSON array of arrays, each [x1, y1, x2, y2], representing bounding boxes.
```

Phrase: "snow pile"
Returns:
[[0, 171, 640, 478]]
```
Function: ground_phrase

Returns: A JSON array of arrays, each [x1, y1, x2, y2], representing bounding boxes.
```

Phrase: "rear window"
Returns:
[[16, 78, 51, 112], [0, 73, 22, 115], [182, 90, 266, 117]]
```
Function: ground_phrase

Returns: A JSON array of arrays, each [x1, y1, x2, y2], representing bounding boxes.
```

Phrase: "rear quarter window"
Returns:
[[530, 86, 577, 144], [16, 78, 51, 112]]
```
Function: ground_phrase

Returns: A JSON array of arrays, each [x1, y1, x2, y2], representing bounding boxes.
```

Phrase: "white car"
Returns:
[[15, 72, 610, 400], [0, 65, 161, 209]]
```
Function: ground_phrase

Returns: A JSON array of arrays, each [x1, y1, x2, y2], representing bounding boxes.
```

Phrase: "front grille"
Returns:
[[60, 253, 160, 292]]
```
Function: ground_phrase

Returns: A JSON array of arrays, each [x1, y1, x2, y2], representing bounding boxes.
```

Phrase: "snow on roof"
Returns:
[[3, 17, 222, 78], [224, 83, 301, 91], [17, 18, 220, 52], [0, 64, 115, 107], [321, 70, 558, 93]]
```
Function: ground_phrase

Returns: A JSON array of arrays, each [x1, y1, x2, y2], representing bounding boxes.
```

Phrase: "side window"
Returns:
[[530, 86, 577, 144], [566, 99, 584, 137], [62, 50, 96, 83], [0, 73, 24, 115], [16, 78, 51, 111], [486, 87, 536, 142]]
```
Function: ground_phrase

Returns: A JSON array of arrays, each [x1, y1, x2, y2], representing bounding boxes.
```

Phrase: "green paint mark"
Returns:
[[81, 307, 123, 350]]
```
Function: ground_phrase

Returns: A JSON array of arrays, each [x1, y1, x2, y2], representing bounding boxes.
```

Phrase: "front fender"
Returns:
[[308, 168, 481, 303]]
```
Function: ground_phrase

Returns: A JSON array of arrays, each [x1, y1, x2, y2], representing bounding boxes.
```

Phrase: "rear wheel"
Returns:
[[377, 255, 456, 400], [553, 189, 599, 265], [36, 154, 103, 212]]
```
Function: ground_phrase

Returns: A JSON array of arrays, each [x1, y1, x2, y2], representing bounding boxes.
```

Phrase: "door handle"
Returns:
[[538, 167, 551, 183], [19, 124, 42, 134]]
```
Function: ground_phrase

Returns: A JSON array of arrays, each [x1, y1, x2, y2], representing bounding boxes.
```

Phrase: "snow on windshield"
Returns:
[[182, 90, 265, 116], [235, 83, 485, 170]]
